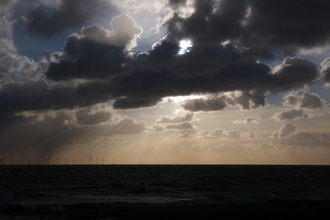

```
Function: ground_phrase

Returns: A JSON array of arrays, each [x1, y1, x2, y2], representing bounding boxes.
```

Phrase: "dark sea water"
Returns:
[[1, 165, 330, 219]]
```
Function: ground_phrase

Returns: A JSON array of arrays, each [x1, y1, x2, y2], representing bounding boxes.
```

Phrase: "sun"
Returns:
[[178, 39, 193, 55]]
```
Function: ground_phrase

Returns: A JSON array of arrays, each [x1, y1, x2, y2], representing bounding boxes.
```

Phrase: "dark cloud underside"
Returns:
[[0, 0, 328, 114], [23, 0, 101, 37]]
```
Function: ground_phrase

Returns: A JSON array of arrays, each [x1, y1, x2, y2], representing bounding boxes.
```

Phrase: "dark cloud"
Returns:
[[283, 93, 300, 107], [43, 18, 319, 110], [46, 15, 142, 81], [233, 116, 260, 124], [167, 0, 330, 56], [172, 42, 240, 77], [0, 1, 324, 114], [321, 57, 330, 82], [112, 55, 317, 111], [168, 0, 187, 10], [263, 57, 319, 93], [273, 109, 307, 121], [300, 93, 327, 109], [165, 122, 194, 130], [75, 106, 112, 125], [227, 90, 266, 110], [156, 112, 193, 124], [283, 92, 327, 109], [279, 122, 297, 138], [109, 118, 146, 135], [179, 0, 247, 43], [271, 124, 330, 148], [81, 15, 143, 50], [277, 132, 330, 148], [147, 39, 181, 67], [273, 122, 297, 138], [182, 96, 227, 112], [0, 0, 17, 14], [0, 78, 110, 114], [113, 97, 161, 110], [22, 0, 101, 37], [242, 0, 330, 54], [0, 56, 320, 114], [0, 38, 48, 78]]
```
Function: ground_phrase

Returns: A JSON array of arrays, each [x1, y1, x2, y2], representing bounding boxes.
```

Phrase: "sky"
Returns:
[[1, 0, 330, 165]]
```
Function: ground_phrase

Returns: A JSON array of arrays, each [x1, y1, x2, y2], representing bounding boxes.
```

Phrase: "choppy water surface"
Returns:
[[1, 165, 330, 207]]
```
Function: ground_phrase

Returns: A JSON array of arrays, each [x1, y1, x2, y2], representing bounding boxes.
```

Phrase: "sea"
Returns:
[[1, 165, 330, 219]]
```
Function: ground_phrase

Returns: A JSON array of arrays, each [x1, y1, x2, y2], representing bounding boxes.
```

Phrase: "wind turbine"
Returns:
[[96, 157, 98, 165], [66, 157, 68, 165], [103, 157, 104, 165], [10, 158, 13, 165], [89, 157, 92, 165], [73, 158, 75, 165], [57, 157, 60, 165]]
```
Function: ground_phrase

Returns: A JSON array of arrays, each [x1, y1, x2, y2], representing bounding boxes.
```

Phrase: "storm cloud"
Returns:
[[46, 15, 142, 81], [0, 1, 323, 114], [182, 96, 228, 112], [167, 0, 330, 56], [22, 0, 101, 37]]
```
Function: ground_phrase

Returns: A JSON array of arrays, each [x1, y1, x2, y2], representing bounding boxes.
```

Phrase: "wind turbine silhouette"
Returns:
[[66, 157, 68, 165], [89, 157, 92, 165], [10, 158, 13, 165], [103, 157, 104, 165], [96, 157, 98, 165], [73, 158, 75, 165], [57, 157, 60, 165]]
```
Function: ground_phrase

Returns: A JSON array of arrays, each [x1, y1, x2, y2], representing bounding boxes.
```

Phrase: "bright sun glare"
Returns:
[[178, 39, 192, 55], [165, 94, 205, 103]]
